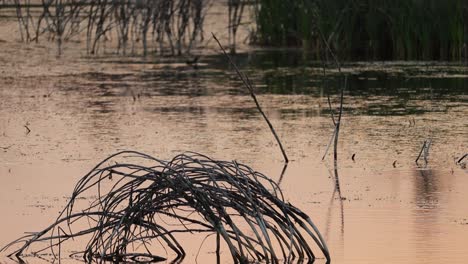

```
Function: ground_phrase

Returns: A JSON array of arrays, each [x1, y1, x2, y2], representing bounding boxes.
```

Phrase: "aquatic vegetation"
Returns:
[[256, 0, 468, 61], [255, 0, 318, 48], [2, 151, 330, 263], [8, 0, 207, 56], [7, 0, 467, 60]]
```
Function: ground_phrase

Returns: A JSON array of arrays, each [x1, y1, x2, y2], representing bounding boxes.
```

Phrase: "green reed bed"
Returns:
[[2, 151, 329, 263], [256, 0, 468, 61]]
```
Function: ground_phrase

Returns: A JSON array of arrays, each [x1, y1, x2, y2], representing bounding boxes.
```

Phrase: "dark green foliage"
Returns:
[[256, 0, 319, 47], [256, 0, 468, 61]]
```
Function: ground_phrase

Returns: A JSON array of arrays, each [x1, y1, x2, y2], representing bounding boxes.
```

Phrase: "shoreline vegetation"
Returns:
[[0, 0, 467, 61], [256, 0, 468, 61]]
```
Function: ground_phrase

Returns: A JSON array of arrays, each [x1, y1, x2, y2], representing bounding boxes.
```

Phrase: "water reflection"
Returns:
[[323, 163, 345, 262], [226, 51, 468, 97], [324, 188, 345, 240], [413, 169, 439, 210], [49, 54, 468, 119], [412, 169, 441, 263]]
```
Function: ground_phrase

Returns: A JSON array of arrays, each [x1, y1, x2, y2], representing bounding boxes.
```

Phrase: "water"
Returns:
[[0, 36, 467, 263]]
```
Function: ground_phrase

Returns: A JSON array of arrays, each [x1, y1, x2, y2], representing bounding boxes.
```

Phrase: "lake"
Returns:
[[0, 27, 467, 263]]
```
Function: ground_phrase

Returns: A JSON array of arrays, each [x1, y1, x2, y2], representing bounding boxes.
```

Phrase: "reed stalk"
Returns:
[[2, 151, 329, 263], [6, 0, 207, 56], [255, 0, 468, 61], [213, 33, 289, 164]]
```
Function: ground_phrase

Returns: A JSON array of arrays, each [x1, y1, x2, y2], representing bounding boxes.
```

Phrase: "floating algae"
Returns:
[[2, 151, 329, 263]]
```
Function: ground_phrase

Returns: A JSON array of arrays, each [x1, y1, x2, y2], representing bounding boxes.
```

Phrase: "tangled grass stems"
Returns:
[[2, 151, 329, 263]]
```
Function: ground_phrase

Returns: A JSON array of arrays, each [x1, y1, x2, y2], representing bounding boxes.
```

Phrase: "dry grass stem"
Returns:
[[2, 151, 329, 263]]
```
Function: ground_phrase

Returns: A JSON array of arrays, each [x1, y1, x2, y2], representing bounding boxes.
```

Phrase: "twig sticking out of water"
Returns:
[[318, 28, 346, 197], [212, 33, 289, 164], [321, 122, 336, 161], [457, 154, 467, 164], [322, 77, 347, 168], [456, 153, 467, 169], [333, 80, 346, 169], [276, 163, 289, 186], [415, 139, 432, 166], [2, 151, 329, 263], [319, 21, 345, 166], [24, 124, 30, 134]]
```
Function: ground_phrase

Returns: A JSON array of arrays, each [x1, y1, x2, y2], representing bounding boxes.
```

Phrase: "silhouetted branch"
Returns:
[[213, 33, 289, 164], [415, 139, 432, 166], [2, 151, 330, 263], [276, 163, 289, 186], [333, 77, 346, 168], [457, 154, 467, 164]]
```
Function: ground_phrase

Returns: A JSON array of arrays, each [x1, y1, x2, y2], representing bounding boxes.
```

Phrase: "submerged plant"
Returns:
[[2, 151, 330, 263]]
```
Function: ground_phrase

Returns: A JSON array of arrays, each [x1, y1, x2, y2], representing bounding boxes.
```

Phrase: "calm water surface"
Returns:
[[0, 39, 467, 263]]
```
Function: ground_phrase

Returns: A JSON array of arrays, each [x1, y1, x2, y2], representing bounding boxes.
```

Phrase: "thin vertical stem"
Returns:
[[333, 76, 346, 169], [415, 140, 427, 164], [213, 33, 289, 163]]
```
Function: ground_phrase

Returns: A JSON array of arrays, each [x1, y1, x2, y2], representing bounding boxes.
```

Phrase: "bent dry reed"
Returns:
[[2, 151, 330, 263]]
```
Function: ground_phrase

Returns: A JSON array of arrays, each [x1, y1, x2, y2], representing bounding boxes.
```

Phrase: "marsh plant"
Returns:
[[255, 0, 468, 60], [5, 0, 468, 60], [2, 151, 330, 263], [9, 0, 209, 56]]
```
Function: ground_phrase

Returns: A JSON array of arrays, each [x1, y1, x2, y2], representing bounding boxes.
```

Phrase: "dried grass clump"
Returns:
[[2, 151, 329, 263]]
